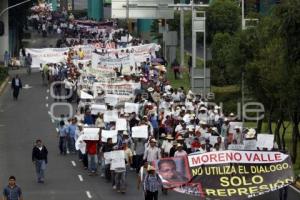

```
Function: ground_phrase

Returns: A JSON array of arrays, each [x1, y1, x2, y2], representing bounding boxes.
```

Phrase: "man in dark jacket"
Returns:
[[32, 139, 48, 183], [11, 75, 22, 100]]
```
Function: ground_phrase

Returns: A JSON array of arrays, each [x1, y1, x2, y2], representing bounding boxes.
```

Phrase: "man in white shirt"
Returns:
[[174, 144, 187, 157], [161, 135, 173, 157], [143, 139, 161, 162]]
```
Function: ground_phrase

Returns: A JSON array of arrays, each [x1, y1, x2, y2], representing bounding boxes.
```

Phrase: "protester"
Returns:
[[11, 75, 22, 100], [32, 139, 48, 183], [2, 176, 23, 200], [143, 166, 162, 200]]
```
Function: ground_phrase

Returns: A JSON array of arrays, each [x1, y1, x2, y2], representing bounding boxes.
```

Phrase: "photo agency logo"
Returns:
[[207, 102, 265, 121]]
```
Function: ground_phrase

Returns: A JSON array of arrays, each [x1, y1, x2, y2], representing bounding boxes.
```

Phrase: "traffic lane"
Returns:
[[0, 71, 88, 200]]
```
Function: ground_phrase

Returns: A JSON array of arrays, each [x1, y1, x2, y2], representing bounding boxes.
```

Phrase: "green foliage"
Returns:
[[0, 67, 8, 84], [207, 0, 241, 43]]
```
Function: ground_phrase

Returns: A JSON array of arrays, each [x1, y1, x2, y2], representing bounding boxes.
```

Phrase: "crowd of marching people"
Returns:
[[24, 3, 281, 200]]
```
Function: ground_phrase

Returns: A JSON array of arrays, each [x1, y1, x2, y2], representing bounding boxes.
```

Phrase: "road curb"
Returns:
[[0, 76, 9, 95]]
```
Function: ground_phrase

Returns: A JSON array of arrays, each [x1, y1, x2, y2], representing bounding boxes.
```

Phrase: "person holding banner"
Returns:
[[85, 140, 98, 176]]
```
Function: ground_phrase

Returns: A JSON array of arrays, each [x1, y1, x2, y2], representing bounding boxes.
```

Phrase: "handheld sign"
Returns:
[[132, 125, 148, 138]]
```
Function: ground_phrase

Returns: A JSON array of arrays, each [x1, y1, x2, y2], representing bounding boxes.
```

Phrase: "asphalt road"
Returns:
[[0, 70, 299, 200]]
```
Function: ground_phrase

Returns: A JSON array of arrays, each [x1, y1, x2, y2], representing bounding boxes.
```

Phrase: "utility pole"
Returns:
[[180, 0, 185, 67]]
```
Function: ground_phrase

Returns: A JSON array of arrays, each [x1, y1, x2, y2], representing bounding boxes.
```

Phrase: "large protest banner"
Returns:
[[26, 45, 93, 69], [154, 151, 294, 199]]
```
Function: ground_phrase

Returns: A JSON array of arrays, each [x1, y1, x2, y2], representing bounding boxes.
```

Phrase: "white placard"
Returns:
[[105, 95, 119, 106], [209, 136, 219, 146], [104, 152, 112, 164], [104, 110, 118, 122], [80, 90, 94, 99], [256, 134, 274, 149], [110, 158, 126, 170], [91, 104, 107, 115], [116, 118, 127, 130], [111, 150, 125, 159], [132, 125, 148, 138], [229, 122, 243, 134], [244, 140, 257, 150], [124, 102, 139, 113], [75, 134, 86, 154], [102, 130, 118, 143], [82, 128, 100, 140], [228, 144, 245, 150]]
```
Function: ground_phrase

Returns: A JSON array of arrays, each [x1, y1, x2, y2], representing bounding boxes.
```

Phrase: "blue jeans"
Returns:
[[59, 136, 67, 154], [115, 171, 126, 191], [67, 136, 75, 153], [88, 154, 98, 172], [35, 160, 46, 181]]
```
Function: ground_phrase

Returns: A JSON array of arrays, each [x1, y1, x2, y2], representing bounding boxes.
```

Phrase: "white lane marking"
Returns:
[[56, 128, 59, 132], [51, 118, 54, 123], [47, 89, 50, 93], [46, 103, 49, 108], [290, 185, 300, 194], [86, 191, 92, 199], [46, 96, 49, 100], [78, 175, 83, 182], [71, 161, 76, 167]]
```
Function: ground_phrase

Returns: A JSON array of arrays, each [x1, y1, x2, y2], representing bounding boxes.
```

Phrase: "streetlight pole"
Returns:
[[0, 0, 31, 18], [241, 0, 245, 30], [180, 0, 185, 68]]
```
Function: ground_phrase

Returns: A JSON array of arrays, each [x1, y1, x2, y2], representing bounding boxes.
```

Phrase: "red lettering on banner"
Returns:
[[275, 153, 282, 161], [245, 153, 252, 161], [210, 153, 217, 162], [192, 157, 201, 165]]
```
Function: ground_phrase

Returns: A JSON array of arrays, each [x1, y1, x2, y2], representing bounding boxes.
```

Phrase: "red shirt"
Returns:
[[85, 141, 98, 155]]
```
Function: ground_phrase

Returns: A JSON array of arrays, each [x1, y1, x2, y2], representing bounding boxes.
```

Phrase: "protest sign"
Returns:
[[26, 45, 93, 69], [124, 102, 139, 113], [244, 140, 257, 150], [182, 151, 294, 199], [104, 110, 118, 122], [110, 158, 126, 170], [104, 152, 112, 164], [101, 130, 118, 143], [256, 134, 274, 149], [116, 118, 127, 130], [209, 136, 219, 146], [110, 150, 126, 170], [229, 122, 243, 134], [75, 134, 86, 154], [227, 144, 245, 150], [132, 125, 148, 138], [82, 128, 100, 141], [90, 104, 107, 115]]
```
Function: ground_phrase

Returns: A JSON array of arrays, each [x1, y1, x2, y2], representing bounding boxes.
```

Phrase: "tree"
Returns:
[[211, 32, 234, 85], [207, 0, 241, 43]]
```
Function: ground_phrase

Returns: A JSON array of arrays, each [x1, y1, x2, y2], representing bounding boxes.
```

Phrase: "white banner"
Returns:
[[82, 128, 100, 141], [26, 45, 93, 69], [104, 110, 119, 122], [90, 104, 107, 115], [124, 102, 139, 113], [102, 130, 118, 143], [257, 134, 274, 149], [132, 125, 148, 138], [188, 151, 288, 167], [116, 118, 127, 130]]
